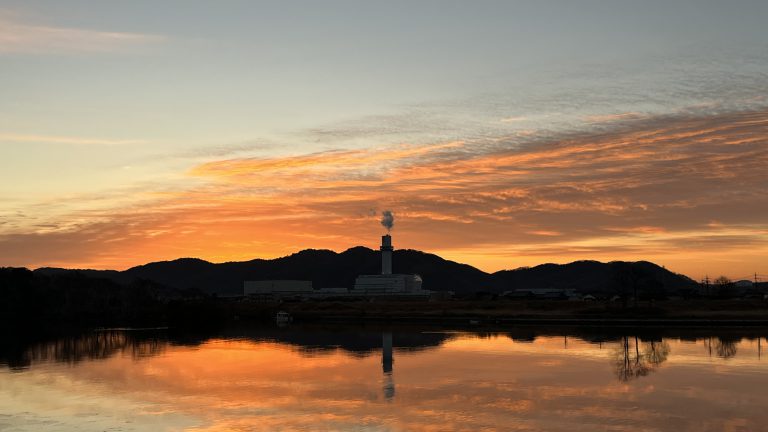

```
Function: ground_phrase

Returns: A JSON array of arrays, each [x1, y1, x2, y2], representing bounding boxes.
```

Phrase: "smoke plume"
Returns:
[[380, 210, 394, 232]]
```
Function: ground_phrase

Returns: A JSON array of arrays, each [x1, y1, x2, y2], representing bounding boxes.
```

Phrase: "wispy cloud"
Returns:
[[584, 112, 645, 124], [0, 11, 163, 54], [189, 141, 466, 180], [499, 116, 528, 123], [0, 134, 148, 146]]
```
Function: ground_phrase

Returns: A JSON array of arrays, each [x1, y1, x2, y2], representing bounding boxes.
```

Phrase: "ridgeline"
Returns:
[[3, 247, 765, 333], [32, 247, 697, 297]]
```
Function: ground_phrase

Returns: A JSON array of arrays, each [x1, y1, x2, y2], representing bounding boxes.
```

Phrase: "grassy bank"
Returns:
[[227, 299, 768, 326]]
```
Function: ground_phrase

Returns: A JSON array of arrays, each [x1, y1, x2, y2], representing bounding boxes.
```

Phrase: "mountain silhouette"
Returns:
[[33, 247, 697, 297], [492, 260, 696, 294]]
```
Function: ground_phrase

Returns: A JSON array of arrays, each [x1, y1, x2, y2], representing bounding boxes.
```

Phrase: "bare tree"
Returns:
[[713, 276, 736, 299]]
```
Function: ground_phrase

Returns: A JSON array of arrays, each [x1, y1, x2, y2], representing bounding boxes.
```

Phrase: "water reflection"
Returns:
[[382, 332, 395, 400], [0, 330, 167, 370], [612, 337, 671, 382], [0, 327, 764, 372], [2, 327, 767, 374], [0, 327, 454, 370], [1, 326, 767, 431]]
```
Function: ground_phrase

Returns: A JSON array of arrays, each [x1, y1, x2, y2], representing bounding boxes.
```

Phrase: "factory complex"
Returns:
[[243, 233, 433, 300]]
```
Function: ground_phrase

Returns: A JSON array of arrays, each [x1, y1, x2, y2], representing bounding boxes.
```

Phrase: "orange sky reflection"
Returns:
[[1, 332, 767, 431]]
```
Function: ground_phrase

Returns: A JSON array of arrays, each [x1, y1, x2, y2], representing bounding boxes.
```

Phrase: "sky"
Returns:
[[1, 0, 767, 280]]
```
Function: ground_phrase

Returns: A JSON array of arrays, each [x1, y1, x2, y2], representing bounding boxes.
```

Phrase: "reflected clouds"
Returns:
[[2, 328, 768, 431]]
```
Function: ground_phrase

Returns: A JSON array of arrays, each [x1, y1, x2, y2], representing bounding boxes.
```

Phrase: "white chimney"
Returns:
[[381, 234, 393, 275]]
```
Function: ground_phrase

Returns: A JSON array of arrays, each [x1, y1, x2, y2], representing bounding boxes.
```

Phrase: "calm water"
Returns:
[[1, 326, 767, 431]]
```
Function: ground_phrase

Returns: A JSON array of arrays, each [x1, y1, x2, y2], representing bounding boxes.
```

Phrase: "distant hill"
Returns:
[[491, 260, 699, 296], [32, 248, 698, 297]]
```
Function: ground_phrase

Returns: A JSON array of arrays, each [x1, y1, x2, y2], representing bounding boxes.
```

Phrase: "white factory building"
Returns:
[[351, 234, 431, 298]]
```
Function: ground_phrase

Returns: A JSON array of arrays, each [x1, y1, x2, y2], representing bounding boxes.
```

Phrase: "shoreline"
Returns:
[[253, 299, 768, 327], [299, 315, 768, 327]]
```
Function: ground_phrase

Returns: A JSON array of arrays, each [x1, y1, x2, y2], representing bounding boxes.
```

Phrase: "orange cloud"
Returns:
[[1, 108, 767, 279]]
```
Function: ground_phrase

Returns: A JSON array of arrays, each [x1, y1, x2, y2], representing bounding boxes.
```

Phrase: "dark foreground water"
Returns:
[[1, 326, 767, 431]]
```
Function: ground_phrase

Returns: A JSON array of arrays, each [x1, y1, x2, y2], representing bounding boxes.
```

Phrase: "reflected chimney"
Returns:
[[382, 332, 393, 373], [382, 332, 394, 400]]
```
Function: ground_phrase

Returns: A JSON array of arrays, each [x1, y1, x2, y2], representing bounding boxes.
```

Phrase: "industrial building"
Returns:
[[351, 234, 431, 298], [243, 233, 431, 300], [352, 274, 423, 294]]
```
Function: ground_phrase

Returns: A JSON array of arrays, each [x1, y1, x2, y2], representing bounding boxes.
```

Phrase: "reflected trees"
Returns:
[[703, 336, 739, 359], [715, 337, 738, 359], [1, 330, 168, 370], [613, 336, 670, 382]]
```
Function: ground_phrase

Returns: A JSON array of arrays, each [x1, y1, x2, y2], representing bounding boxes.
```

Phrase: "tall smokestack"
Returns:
[[379, 210, 394, 274], [381, 234, 393, 275]]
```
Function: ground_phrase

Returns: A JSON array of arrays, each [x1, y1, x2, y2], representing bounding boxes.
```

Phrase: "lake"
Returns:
[[1, 325, 767, 431]]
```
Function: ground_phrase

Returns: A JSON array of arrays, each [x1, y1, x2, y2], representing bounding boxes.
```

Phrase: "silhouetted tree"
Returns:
[[0, 267, 167, 331], [615, 265, 645, 308], [714, 276, 736, 299]]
